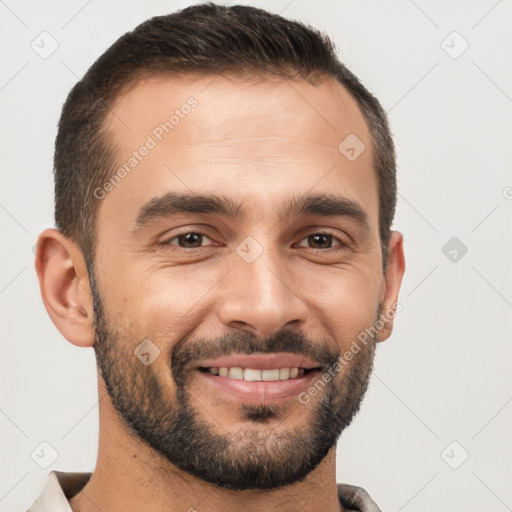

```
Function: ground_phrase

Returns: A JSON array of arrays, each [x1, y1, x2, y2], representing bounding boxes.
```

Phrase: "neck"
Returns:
[[69, 384, 344, 512]]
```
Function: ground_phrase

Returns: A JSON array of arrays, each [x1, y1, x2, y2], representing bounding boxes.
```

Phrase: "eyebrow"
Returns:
[[134, 192, 243, 227], [279, 193, 370, 229], [133, 191, 370, 232]]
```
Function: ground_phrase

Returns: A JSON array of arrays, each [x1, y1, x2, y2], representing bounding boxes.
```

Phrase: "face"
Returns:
[[91, 73, 387, 490]]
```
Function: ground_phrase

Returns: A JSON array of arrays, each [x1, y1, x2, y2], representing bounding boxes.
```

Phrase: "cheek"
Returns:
[[304, 266, 382, 347], [115, 265, 221, 342]]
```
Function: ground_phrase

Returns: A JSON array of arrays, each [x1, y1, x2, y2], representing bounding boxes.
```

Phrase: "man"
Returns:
[[31, 3, 405, 511]]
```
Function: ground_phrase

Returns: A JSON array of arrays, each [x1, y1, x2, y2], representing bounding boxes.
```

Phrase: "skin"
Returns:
[[35, 73, 405, 512]]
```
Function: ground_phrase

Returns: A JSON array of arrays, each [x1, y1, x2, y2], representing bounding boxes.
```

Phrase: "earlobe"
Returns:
[[35, 228, 95, 348], [376, 231, 406, 342]]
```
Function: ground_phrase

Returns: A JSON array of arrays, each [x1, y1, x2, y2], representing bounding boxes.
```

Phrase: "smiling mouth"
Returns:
[[198, 366, 320, 382]]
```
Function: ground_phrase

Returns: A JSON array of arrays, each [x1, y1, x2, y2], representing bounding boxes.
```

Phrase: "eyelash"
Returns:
[[160, 229, 348, 252]]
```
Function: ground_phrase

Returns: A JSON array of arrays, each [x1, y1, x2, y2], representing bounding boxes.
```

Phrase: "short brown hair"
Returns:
[[54, 2, 396, 271]]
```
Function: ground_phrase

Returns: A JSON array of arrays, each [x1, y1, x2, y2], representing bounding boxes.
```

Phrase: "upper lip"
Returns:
[[195, 353, 322, 371]]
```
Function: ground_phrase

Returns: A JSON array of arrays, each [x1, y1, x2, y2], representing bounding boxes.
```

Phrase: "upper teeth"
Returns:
[[208, 367, 305, 381]]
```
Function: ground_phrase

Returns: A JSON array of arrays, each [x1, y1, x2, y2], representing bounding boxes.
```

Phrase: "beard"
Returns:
[[89, 267, 378, 491]]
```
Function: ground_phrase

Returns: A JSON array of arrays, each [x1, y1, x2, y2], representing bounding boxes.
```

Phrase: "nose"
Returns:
[[217, 245, 309, 339]]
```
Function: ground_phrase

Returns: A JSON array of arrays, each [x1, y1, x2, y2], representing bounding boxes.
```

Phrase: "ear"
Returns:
[[376, 230, 405, 342], [34, 228, 95, 348]]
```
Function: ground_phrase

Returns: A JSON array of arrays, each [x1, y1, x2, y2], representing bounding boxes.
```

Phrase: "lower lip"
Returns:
[[195, 369, 320, 402]]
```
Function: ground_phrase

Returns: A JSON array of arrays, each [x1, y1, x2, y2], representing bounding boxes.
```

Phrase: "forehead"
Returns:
[[107, 72, 371, 154], [98, 72, 377, 234]]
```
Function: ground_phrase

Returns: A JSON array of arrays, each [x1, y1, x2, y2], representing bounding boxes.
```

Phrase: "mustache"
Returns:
[[171, 328, 340, 377]]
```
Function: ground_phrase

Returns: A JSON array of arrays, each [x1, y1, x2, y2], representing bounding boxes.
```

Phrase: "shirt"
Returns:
[[27, 471, 382, 512]]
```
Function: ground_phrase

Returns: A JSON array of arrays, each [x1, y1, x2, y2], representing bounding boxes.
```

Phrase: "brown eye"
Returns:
[[296, 232, 344, 250], [177, 232, 203, 247], [163, 231, 214, 248], [308, 233, 333, 249]]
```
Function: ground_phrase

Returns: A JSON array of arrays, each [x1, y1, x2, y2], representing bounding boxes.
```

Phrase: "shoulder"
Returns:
[[337, 482, 382, 512], [26, 471, 92, 512]]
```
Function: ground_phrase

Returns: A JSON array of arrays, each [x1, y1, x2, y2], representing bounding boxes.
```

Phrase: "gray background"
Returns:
[[1, 0, 511, 510]]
